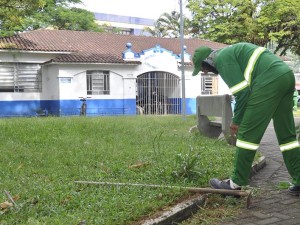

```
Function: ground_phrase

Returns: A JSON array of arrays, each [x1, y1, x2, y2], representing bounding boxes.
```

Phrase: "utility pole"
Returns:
[[179, 0, 186, 120]]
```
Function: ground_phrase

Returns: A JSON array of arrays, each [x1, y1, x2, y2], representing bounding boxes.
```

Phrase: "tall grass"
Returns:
[[0, 116, 235, 225]]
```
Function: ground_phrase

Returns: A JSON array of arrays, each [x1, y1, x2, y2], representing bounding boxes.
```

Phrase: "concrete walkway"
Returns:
[[223, 119, 300, 225]]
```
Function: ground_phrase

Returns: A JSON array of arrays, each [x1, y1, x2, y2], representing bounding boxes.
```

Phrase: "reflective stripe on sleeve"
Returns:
[[244, 47, 266, 84], [280, 141, 300, 152], [236, 139, 259, 150], [230, 80, 248, 94], [230, 47, 265, 95]]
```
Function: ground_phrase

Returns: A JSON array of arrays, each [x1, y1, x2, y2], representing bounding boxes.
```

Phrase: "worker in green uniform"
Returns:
[[192, 42, 300, 195], [293, 89, 298, 111]]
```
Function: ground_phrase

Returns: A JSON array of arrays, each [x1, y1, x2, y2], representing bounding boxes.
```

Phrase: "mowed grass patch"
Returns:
[[0, 116, 236, 225]]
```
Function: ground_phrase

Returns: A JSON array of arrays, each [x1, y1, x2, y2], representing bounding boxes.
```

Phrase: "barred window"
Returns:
[[87, 70, 110, 95], [201, 73, 218, 95], [0, 63, 42, 92]]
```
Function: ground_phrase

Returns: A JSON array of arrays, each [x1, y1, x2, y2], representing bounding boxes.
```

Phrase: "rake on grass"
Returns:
[[74, 180, 252, 208]]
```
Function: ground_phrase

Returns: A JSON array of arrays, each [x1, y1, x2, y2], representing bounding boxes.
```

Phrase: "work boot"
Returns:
[[209, 178, 241, 190], [209, 178, 242, 198], [288, 185, 300, 196]]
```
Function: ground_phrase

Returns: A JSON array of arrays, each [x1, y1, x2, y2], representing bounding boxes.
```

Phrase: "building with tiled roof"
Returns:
[[0, 29, 229, 117]]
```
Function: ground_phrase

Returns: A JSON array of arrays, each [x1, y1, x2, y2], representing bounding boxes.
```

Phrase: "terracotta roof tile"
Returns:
[[0, 30, 227, 64]]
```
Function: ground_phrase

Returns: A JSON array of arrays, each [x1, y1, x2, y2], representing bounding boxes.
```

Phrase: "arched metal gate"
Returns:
[[136, 71, 181, 115]]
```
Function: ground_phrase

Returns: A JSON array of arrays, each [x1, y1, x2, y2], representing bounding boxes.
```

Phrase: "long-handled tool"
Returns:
[[74, 181, 252, 208]]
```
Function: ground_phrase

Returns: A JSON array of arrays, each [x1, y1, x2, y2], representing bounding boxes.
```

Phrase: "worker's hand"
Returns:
[[230, 123, 239, 137]]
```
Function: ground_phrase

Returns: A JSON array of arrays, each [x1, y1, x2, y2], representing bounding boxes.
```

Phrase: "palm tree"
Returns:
[[143, 11, 191, 38], [143, 20, 169, 37]]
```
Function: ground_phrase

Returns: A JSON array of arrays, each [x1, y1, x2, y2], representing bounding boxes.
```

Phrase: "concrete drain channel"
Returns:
[[141, 194, 207, 225]]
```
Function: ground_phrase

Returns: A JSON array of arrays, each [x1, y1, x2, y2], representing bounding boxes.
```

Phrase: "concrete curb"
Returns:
[[141, 194, 207, 225], [140, 155, 267, 225], [251, 156, 267, 177]]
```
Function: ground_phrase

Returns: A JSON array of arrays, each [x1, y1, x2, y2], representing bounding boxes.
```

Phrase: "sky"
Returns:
[[76, 0, 190, 20]]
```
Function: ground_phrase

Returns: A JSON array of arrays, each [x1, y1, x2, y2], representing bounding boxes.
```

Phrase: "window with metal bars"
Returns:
[[0, 63, 42, 92], [86, 70, 110, 95], [201, 74, 218, 95]]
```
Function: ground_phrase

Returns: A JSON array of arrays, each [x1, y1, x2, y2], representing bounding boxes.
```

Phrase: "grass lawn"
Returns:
[[0, 115, 237, 225]]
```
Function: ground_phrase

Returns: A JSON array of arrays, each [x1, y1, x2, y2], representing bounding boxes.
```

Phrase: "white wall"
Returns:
[[217, 76, 231, 95], [187, 75, 202, 98], [48, 63, 137, 100], [42, 64, 60, 100], [0, 48, 231, 104]]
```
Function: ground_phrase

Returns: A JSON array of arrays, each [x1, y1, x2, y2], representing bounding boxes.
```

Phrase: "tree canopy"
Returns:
[[187, 0, 300, 55], [0, 0, 102, 37]]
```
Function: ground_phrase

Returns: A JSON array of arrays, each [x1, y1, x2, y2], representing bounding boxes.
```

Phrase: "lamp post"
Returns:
[[179, 0, 186, 120]]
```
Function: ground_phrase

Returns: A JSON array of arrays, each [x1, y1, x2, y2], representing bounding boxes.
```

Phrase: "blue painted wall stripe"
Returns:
[[0, 98, 196, 117]]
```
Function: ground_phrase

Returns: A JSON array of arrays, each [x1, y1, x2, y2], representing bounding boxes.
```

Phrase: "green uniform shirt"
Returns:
[[215, 42, 292, 125]]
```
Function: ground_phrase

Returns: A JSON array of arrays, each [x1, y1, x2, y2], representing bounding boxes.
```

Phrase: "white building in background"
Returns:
[[0, 30, 229, 117], [94, 13, 155, 36]]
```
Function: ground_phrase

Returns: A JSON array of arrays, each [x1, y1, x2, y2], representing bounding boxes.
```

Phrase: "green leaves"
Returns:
[[172, 145, 202, 180], [0, 0, 102, 37], [187, 0, 300, 56], [47, 7, 102, 31], [259, 0, 300, 55], [0, 0, 47, 36]]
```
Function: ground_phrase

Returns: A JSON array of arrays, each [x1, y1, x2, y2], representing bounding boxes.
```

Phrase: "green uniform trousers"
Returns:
[[231, 71, 300, 186]]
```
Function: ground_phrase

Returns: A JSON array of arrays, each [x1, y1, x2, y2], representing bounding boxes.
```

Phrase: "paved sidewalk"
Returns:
[[223, 119, 300, 225]]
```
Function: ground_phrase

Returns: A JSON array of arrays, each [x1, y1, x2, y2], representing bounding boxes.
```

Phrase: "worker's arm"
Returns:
[[218, 64, 250, 126], [232, 88, 250, 125]]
